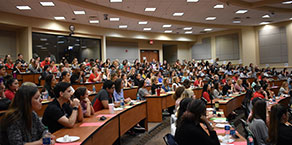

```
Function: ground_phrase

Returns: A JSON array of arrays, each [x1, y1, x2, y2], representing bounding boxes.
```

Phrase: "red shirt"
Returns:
[[203, 92, 211, 102], [5, 89, 15, 100], [41, 61, 50, 68], [251, 92, 265, 101], [88, 73, 99, 83], [5, 63, 14, 69], [194, 80, 200, 87]]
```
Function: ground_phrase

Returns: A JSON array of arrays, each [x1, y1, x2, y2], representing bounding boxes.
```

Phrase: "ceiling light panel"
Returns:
[[164, 30, 173, 33], [173, 13, 184, 16], [89, 20, 99, 23], [204, 28, 213, 31], [260, 22, 270, 25], [184, 27, 192, 30], [205, 17, 216, 21], [185, 31, 192, 34], [145, 8, 156, 11], [236, 10, 248, 14], [233, 20, 241, 24], [16, 6, 31, 10], [262, 15, 270, 18], [54, 16, 65, 20], [187, 0, 199, 2], [40, 2, 55, 7], [119, 25, 128, 28], [110, 0, 123, 2], [138, 21, 148, 24], [282, 1, 292, 4], [214, 4, 224, 9], [162, 24, 172, 28], [143, 28, 151, 31], [73, 11, 85, 15], [110, 18, 120, 21]]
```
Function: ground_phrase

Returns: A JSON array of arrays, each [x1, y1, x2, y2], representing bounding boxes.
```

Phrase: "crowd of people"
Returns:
[[0, 54, 292, 145]]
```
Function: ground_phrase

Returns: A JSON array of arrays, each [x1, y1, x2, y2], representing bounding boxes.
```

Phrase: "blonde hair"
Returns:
[[181, 90, 191, 99], [163, 78, 169, 86], [151, 76, 157, 85]]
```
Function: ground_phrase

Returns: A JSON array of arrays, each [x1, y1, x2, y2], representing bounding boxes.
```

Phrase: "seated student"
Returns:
[[42, 82, 82, 133], [268, 104, 292, 145], [121, 73, 131, 88], [92, 80, 119, 112], [212, 82, 222, 98], [182, 79, 194, 97], [278, 81, 289, 96], [172, 76, 181, 91], [0, 65, 6, 77], [202, 84, 212, 102], [251, 85, 267, 101], [151, 76, 164, 95], [88, 67, 101, 83], [175, 99, 220, 145], [0, 77, 6, 99], [70, 68, 85, 84], [248, 99, 269, 145], [113, 79, 131, 103], [43, 74, 57, 98], [1, 84, 56, 145], [60, 71, 71, 83], [41, 65, 51, 80], [172, 86, 185, 110], [137, 80, 151, 100], [12, 61, 22, 74], [193, 76, 203, 87], [162, 78, 171, 92], [74, 87, 94, 117], [234, 79, 246, 93], [4, 77, 19, 100], [133, 73, 142, 86], [222, 78, 234, 96]]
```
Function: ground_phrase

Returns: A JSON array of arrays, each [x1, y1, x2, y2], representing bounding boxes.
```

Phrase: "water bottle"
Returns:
[[224, 125, 230, 137], [273, 95, 276, 102], [92, 85, 96, 93], [42, 127, 51, 145], [42, 90, 48, 100], [137, 96, 140, 101], [120, 98, 125, 108], [247, 133, 254, 145]]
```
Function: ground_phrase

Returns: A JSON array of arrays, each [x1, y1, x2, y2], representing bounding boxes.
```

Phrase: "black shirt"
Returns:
[[175, 121, 220, 145], [42, 99, 73, 133], [277, 123, 292, 145], [222, 84, 231, 96], [151, 84, 159, 95], [92, 89, 113, 105], [70, 73, 80, 84]]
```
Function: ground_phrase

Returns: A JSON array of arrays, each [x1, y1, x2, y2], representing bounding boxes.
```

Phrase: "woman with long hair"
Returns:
[[268, 104, 292, 145], [4, 77, 19, 100], [248, 99, 268, 145], [43, 74, 57, 98], [1, 84, 56, 145], [175, 99, 220, 145], [113, 78, 131, 103], [202, 83, 212, 102], [60, 71, 71, 83], [74, 87, 94, 117]]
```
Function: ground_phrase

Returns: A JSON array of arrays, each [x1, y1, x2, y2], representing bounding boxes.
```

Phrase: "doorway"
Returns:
[[140, 50, 159, 63], [162, 44, 177, 65]]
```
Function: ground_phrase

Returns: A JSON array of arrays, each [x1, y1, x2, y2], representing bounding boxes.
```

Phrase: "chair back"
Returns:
[[163, 133, 178, 145]]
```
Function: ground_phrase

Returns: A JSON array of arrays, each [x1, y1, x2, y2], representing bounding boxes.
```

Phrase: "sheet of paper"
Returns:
[[79, 122, 104, 127]]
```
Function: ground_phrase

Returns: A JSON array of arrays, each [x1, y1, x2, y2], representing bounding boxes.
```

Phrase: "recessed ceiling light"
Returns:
[[145, 8, 156, 12], [187, 0, 199, 2], [233, 20, 241, 24], [40, 2, 55, 7], [173, 12, 184, 16], [110, 0, 122, 2], [110, 18, 120, 21], [73, 11, 85, 15], [16, 6, 31, 10], [138, 21, 148, 24], [185, 31, 192, 34], [54, 16, 65, 20], [260, 22, 270, 25], [162, 24, 172, 28], [214, 4, 224, 9], [40, 38, 47, 41], [164, 30, 173, 33], [290, 17, 292, 20], [204, 28, 213, 31], [89, 20, 99, 23], [282, 1, 292, 4], [184, 27, 192, 30], [119, 25, 128, 28], [143, 28, 151, 31], [236, 10, 248, 14], [262, 14, 270, 18], [205, 17, 216, 21]]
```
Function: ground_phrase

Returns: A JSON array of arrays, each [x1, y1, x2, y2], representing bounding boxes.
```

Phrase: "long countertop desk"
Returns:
[[53, 101, 147, 145]]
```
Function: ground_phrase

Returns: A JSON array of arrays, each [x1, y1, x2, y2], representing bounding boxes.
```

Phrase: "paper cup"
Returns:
[[109, 103, 115, 114]]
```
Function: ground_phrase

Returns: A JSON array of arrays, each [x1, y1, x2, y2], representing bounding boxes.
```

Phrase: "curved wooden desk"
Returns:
[[53, 101, 147, 145], [145, 92, 175, 122], [207, 93, 246, 117]]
